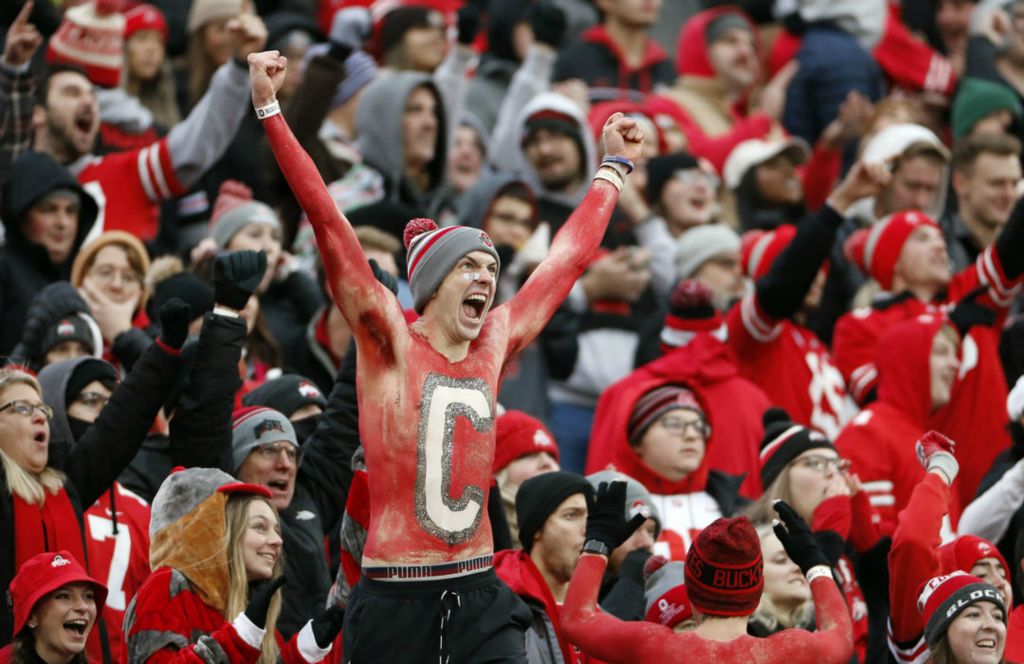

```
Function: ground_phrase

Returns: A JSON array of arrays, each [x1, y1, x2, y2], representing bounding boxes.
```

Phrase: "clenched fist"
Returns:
[[248, 50, 288, 108], [601, 112, 645, 166]]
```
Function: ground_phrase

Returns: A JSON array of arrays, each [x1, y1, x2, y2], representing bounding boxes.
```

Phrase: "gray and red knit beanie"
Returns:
[[628, 385, 705, 445], [231, 406, 298, 472], [684, 516, 764, 617], [403, 218, 501, 314], [918, 571, 1006, 646]]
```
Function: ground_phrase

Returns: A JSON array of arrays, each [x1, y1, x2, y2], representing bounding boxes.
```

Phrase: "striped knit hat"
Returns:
[[844, 210, 941, 290], [230, 406, 297, 472], [741, 224, 797, 281], [660, 280, 726, 351], [46, 0, 125, 88], [685, 516, 763, 616], [758, 408, 834, 488], [403, 218, 501, 314], [918, 571, 1006, 646], [628, 385, 705, 445]]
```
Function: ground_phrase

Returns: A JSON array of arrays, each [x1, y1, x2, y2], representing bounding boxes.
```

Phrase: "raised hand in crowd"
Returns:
[[2, 1, 41, 68], [915, 430, 959, 486]]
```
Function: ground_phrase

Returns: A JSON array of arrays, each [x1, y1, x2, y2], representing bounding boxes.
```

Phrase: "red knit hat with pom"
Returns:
[[403, 218, 501, 314], [47, 0, 126, 88], [685, 516, 763, 616], [939, 535, 1009, 579], [845, 211, 941, 290], [741, 224, 796, 281], [493, 410, 559, 473]]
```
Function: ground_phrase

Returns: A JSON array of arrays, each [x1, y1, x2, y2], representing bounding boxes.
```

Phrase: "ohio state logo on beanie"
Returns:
[[533, 428, 553, 448], [50, 554, 71, 568], [57, 320, 76, 337], [297, 381, 321, 400]]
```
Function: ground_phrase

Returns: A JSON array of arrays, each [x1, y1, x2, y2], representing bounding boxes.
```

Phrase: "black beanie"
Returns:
[[243, 374, 327, 418], [151, 272, 214, 321], [65, 358, 118, 406], [645, 152, 701, 206], [516, 471, 593, 552], [758, 408, 835, 488]]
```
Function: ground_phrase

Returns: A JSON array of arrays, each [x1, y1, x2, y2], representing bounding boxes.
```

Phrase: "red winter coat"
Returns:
[[125, 566, 317, 664], [494, 550, 585, 664], [835, 316, 961, 536], [1007, 605, 1024, 663], [833, 245, 1016, 506], [587, 334, 770, 498]]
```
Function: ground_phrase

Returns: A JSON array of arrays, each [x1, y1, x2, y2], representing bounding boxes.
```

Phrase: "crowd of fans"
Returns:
[[3, 0, 1024, 662]]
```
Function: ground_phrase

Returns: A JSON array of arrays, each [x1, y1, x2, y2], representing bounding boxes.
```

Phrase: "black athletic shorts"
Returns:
[[342, 568, 531, 663]]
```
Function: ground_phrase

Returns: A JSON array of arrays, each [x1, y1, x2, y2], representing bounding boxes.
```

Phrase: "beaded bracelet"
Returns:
[[255, 99, 281, 120], [602, 155, 635, 174]]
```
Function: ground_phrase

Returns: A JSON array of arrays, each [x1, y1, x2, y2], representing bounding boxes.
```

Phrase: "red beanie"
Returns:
[[493, 410, 559, 473], [845, 211, 940, 290], [125, 4, 168, 42], [939, 535, 1009, 579], [47, 0, 125, 88], [684, 516, 764, 617], [741, 225, 797, 281]]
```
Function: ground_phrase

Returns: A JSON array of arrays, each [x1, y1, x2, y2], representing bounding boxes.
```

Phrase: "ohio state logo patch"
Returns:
[[479, 231, 493, 248]]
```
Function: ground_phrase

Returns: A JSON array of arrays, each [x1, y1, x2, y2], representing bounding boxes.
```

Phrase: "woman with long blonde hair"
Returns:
[[0, 313, 187, 656], [125, 467, 342, 664]]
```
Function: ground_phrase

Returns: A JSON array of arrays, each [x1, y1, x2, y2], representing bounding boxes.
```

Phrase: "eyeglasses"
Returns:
[[658, 415, 710, 438], [88, 264, 142, 287], [0, 399, 53, 419], [74, 392, 110, 410], [254, 442, 300, 463], [792, 455, 850, 474], [673, 169, 720, 190]]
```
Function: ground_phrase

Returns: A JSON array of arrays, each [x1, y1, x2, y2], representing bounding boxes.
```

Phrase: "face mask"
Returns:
[[292, 416, 319, 445], [68, 416, 92, 443]]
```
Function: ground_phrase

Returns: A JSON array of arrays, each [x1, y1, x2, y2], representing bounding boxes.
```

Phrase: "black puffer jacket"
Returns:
[[0, 152, 98, 355]]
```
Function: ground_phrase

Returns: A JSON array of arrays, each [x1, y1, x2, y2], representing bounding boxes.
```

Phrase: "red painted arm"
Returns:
[[504, 181, 619, 358], [561, 554, 670, 662], [261, 113, 401, 335]]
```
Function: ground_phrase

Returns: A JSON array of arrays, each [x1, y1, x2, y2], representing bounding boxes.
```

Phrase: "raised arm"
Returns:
[[504, 114, 642, 356], [250, 51, 399, 333], [888, 433, 957, 653]]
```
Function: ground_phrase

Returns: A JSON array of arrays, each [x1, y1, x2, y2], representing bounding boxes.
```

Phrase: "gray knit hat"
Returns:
[[587, 470, 662, 537], [644, 558, 692, 628], [149, 466, 271, 536], [674, 224, 741, 280], [403, 218, 501, 314], [230, 406, 298, 472], [209, 180, 280, 249]]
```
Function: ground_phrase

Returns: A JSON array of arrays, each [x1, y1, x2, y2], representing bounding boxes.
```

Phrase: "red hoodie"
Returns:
[[833, 244, 1015, 508], [835, 316, 961, 536], [654, 7, 774, 172], [587, 333, 769, 500]]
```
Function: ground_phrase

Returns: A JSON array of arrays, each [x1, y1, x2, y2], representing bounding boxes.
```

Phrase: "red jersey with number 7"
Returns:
[[83, 482, 151, 664]]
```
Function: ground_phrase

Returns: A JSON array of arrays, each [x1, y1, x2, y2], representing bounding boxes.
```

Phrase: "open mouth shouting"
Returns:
[[462, 292, 488, 323], [63, 618, 90, 640]]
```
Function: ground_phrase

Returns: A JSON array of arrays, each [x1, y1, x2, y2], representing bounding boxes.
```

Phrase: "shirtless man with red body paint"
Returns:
[[249, 50, 644, 663]]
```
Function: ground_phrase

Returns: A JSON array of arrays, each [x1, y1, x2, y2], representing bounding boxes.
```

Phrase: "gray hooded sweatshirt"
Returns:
[[356, 71, 448, 213]]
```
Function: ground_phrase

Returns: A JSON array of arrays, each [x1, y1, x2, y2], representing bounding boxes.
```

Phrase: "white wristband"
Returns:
[[255, 99, 281, 120], [213, 305, 240, 319], [231, 612, 266, 649], [295, 621, 332, 663], [805, 565, 833, 583]]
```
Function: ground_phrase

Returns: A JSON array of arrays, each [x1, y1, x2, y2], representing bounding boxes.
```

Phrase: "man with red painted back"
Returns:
[[250, 50, 644, 663]]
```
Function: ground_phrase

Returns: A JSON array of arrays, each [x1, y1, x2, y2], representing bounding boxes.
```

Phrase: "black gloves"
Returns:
[[245, 576, 287, 629], [214, 250, 267, 311], [528, 1, 566, 49], [585, 481, 646, 553], [369, 258, 398, 295], [949, 286, 997, 337], [157, 298, 192, 351], [311, 605, 345, 649], [772, 501, 830, 575]]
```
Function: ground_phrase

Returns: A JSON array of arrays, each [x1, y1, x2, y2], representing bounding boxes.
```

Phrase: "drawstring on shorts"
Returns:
[[438, 589, 462, 663]]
